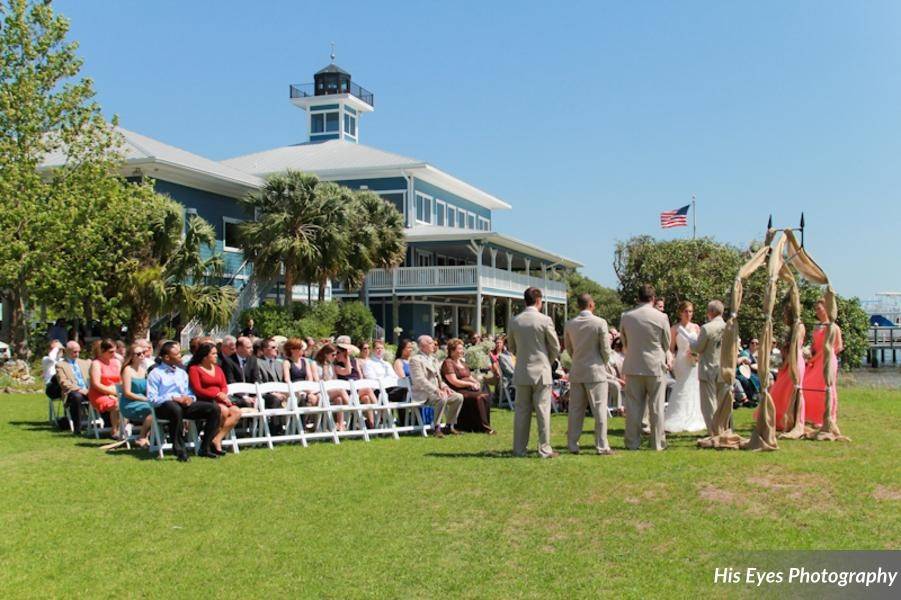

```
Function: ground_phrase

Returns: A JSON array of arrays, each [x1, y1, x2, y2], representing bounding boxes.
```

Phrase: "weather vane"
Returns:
[[330, 42, 336, 63]]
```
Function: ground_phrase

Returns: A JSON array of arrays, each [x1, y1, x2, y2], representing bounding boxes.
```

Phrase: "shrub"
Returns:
[[297, 301, 340, 340], [240, 303, 296, 339], [465, 344, 492, 371], [334, 301, 376, 342]]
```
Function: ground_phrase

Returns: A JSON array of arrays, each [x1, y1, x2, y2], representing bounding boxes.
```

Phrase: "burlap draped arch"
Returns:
[[697, 229, 849, 451]]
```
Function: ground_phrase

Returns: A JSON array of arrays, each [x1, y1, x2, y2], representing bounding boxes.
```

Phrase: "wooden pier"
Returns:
[[868, 326, 901, 367]]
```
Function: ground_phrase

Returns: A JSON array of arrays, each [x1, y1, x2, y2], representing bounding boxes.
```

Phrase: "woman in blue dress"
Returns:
[[120, 343, 153, 448]]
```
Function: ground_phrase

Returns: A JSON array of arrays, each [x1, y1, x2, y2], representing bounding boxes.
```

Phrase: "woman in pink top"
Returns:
[[88, 339, 122, 439]]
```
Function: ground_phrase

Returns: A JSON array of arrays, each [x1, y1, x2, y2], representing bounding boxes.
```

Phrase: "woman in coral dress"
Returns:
[[88, 339, 123, 439], [770, 324, 806, 431], [802, 300, 843, 427]]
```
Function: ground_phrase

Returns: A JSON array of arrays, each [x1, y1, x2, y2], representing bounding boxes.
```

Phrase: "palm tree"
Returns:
[[122, 194, 237, 339], [339, 189, 407, 298], [240, 171, 347, 307]]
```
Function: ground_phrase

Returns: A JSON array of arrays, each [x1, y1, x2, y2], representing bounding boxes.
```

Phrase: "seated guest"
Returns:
[[363, 339, 406, 403], [304, 337, 317, 359], [47, 318, 68, 345], [147, 342, 220, 461], [120, 343, 153, 448], [188, 342, 240, 455], [88, 339, 123, 440], [281, 337, 319, 412], [240, 317, 258, 338], [409, 335, 464, 438], [114, 340, 127, 363], [220, 336, 260, 407], [137, 339, 156, 371], [313, 343, 349, 431], [334, 336, 376, 428], [736, 338, 761, 406], [41, 339, 63, 400], [605, 336, 627, 415], [393, 338, 413, 380], [56, 341, 91, 434], [219, 335, 237, 366], [441, 338, 494, 434]]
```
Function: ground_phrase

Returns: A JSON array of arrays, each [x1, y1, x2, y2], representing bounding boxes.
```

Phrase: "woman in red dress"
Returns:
[[88, 339, 123, 439], [188, 342, 241, 455], [802, 299, 843, 427]]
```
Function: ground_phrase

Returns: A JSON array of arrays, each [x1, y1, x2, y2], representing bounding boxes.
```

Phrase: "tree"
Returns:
[[564, 271, 625, 326], [339, 189, 406, 296], [0, 0, 120, 355], [334, 301, 377, 342], [113, 191, 237, 339], [239, 171, 321, 310]]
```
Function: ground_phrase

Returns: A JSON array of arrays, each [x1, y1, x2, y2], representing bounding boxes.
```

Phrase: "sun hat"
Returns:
[[334, 335, 360, 355]]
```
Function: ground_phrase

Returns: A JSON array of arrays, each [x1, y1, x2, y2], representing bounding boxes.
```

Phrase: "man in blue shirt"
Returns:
[[147, 341, 220, 461]]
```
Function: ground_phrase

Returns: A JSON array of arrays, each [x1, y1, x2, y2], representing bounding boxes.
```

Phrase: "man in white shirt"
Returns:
[[41, 339, 63, 398], [362, 339, 405, 403]]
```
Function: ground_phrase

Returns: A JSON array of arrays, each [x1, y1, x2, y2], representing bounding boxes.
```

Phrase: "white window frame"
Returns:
[[446, 205, 457, 228], [456, 208, 466, 229], [435, 199, 446, 227], [415, 192, 434, 225], [414, 249, 434, 267], [467, 211, 476, 230], [343, 112, 357, 138], [223, 217, 244, 252], [478, 217, 490, 231]]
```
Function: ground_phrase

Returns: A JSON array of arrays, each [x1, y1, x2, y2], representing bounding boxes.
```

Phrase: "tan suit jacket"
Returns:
[[409, 353, 442, 401], [564, 311, 611, 383], [691, 315, 726, 382], [56, 358, 91, 397], [507, 307, 560, 386], [619, 303, 671, 377]]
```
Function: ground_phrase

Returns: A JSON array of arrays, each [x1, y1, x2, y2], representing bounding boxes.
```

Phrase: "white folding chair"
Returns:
[[148, 403, 198, 459], [87, 403, 110, 439], [353, 378, 393, 439], [320, 379, 369, 441], [498, 375, 515, 410], [257, 381, 299, 447], [226, 382, 268, 453], [385, 377, 429, 436], [370, 378, 400, 440], [291, 380, 337, 445]]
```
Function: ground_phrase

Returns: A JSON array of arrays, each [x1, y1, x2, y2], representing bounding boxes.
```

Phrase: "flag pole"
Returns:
[[691, 194, 696, 240]]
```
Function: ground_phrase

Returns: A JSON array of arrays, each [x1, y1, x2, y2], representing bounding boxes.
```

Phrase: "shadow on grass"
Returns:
[[9, 420, 67, 433], [72, 441, 158, 461]]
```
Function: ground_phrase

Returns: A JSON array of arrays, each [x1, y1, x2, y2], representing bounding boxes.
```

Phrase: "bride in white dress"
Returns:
[[664, 301, 707, 433]]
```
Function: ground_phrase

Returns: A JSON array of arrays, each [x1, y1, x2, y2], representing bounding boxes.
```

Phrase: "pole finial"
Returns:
[[767, 214, 773, 230], [800, 212, 805, 228], [330, 42, 336, 63]]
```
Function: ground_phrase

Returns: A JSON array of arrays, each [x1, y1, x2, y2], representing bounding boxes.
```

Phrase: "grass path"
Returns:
[[1, 389, 899, 598]]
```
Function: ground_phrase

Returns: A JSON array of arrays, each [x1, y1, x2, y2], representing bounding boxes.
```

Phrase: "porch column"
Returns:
[[524, 258, 531, 278], [505, 251, 513, 272], [472, 242, 484, 337], [453, 305, 460, 338], [429, 303, 436, 337], [506, 296, 513, 330], [542, 264, 549, 314], [391, 268, 399, 343], [488, 296, 496, 336]]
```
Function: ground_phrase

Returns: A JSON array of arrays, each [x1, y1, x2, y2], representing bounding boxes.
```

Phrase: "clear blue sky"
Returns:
[[58, 0, 901, 300]]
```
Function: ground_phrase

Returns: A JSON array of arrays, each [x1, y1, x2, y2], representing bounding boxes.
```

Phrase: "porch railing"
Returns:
[[341, 265, 567, 301]]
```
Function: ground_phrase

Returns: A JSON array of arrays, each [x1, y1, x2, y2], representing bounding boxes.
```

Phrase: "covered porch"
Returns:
[[333, 227, 581, 339]]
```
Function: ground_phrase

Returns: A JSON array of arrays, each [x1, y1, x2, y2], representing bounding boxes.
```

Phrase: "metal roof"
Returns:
[[406, 225, 582, 268]]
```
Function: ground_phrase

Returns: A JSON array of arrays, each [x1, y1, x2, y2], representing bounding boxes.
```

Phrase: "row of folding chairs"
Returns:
[[148, 377, 432, 458]]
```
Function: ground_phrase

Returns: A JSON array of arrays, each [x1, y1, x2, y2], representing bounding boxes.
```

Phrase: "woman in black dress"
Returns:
[[441, 338, 495, 434]]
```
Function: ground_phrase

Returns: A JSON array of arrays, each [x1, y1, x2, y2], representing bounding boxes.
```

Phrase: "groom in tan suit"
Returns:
[[690, 300, 727, 435], [619, 283, 671, 451], [508, 287, 560, 458], [564, 292, 614, 455]]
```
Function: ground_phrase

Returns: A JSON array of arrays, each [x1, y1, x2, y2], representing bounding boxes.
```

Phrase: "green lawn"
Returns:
[[1, 388, 898, 598]]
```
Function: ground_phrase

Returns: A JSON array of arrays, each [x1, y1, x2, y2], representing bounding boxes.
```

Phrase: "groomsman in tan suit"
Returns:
[[619, 284, 671, 451], [508, 287, 560, 458], [564, 293, 614, 455], [690, 300, 727, 435]]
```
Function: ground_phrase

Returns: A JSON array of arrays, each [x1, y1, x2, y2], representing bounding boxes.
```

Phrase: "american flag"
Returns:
[[660, 204, 690, 229]]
